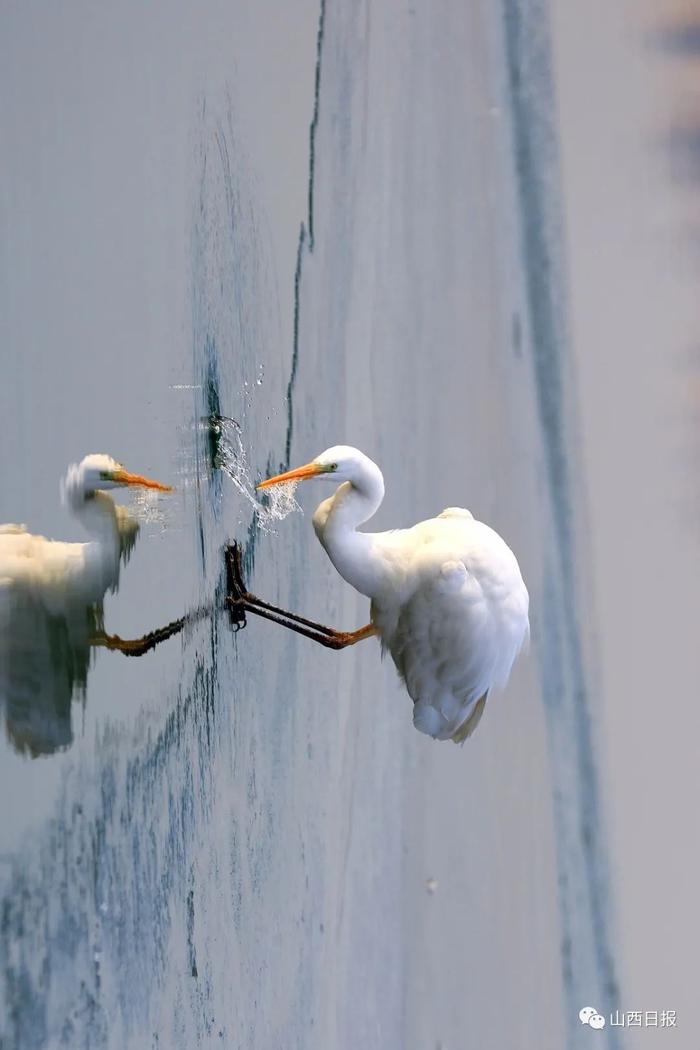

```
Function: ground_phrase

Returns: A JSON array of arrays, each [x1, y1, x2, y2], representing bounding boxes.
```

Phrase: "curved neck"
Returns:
[[69, 491, 124, 591], [69, 490, 119, 543], [316, 459, 385, 598]]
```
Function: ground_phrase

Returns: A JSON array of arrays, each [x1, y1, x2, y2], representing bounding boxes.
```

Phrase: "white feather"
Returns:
[[288, 446, 529, 743]]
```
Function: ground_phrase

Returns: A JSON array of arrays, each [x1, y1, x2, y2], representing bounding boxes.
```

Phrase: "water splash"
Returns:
[[212, 416, 301, 532], [129, 489, 170, 535]]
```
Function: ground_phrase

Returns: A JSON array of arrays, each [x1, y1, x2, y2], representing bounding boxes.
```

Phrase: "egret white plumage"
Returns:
[[0, 454, 171, 607], [0, 454, 171, 755], [257, 445, 529, 742]]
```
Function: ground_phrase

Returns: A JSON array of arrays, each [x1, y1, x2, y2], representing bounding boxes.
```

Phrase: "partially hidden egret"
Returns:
[[0, 454, 172, 755], [256, 445, 529, 743]]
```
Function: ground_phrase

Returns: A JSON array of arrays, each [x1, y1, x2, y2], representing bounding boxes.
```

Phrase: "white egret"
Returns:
[[256, 445, 529, 742], [0, 454, 172, 755], [0, 454, 171, 607]]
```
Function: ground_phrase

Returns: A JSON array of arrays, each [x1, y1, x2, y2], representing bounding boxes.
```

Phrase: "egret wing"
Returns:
[[385, 556, 500, 739]]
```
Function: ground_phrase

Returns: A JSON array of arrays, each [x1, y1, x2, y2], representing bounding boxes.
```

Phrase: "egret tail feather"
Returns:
[[451, 692, 488, 744]]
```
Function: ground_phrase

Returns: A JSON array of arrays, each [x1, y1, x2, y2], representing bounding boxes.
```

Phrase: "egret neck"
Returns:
[[312, 458, 385, 599], [66, 490, 125, 596]]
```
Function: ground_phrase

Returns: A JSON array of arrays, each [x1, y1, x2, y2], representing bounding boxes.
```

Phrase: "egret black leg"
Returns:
[[224, 543, 378, 650], [226, 543, 336, 634]]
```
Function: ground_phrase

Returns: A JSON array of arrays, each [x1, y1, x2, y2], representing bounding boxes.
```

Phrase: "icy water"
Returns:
[[1, 1, 696, 1048]]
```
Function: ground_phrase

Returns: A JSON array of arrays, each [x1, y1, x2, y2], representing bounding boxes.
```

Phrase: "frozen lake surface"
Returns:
[[3, 2, 697, 1048]]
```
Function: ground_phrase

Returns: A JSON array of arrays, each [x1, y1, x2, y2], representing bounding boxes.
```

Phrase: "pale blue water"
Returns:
[[0, 3, 625, 1048]]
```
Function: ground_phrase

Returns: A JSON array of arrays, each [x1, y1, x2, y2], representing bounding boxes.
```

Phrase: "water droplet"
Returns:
[[212, 418, 301, 532]]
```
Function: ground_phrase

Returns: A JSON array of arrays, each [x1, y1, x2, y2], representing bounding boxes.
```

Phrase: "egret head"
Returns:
[[62, 454, 172, 506], [257, 446, 371, 490]]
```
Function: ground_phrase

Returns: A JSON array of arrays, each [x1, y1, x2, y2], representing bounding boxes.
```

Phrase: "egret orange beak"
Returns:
[[111, 469, 173, 493], [257, 461, 323, 491]]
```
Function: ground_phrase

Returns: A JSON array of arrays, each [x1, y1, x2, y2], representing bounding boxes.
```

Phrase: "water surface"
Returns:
[[3, 2, 694, 1048]]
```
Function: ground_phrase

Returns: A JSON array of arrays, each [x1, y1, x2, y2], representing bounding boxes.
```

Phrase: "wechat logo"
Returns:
[[580, 1007, 606, 1030]]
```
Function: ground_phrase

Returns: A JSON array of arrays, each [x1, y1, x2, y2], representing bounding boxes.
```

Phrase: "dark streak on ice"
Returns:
[[187, 884, 198, 978], [283, 0, 326, 469], [284, 226, 306, 467], [307, 0, 326, 253], [502, 1, 623, 1044]]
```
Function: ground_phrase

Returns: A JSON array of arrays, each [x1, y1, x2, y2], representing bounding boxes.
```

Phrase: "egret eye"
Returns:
[[331, 463, 338, 471]]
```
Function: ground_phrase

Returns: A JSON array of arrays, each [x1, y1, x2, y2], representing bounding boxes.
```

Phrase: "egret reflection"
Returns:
[[0, 454, 173, 756]]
